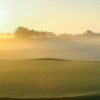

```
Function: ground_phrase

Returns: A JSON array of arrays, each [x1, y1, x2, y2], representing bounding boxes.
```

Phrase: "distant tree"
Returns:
[[14, 26, 56, 39], [5, 33, 13, 35], [14, 27, 32, 38], [58, 33, 73, 38], [0, 33, 4, 35], [86, 30, 93, 35], [82, 30, 98, 37], [46, 32, 56, 38], [35, 31, 40, 38], [30, 29, 35, 38], [41, 31, 46, 38], [58, 33, 68, 37]]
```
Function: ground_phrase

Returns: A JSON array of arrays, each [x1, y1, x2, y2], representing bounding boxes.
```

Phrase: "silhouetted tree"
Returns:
[[30, 29, 35, 38], [0, 33, 4, 35], [58, 33, 73, 38], [5, 33, 12, 35], [46, 32, 56, 38], [41, 31, 46, 38], [14, 27, 32, 38], [13, 26, 60, 39], [34, 31, 40, 38]]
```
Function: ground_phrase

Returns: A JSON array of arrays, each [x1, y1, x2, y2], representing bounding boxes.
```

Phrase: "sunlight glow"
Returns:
[[0, 11, 6, 22]]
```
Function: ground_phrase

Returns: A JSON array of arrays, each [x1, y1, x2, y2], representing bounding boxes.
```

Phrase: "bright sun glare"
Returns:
[[0, 11, 6, 22]]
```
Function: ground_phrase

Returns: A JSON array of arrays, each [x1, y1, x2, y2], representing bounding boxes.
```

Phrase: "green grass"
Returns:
[[0, 59, 100, 98]]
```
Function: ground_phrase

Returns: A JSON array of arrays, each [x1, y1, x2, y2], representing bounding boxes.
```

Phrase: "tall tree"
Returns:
[[41, 31, 46, 38], [14, 27, 31, 38]]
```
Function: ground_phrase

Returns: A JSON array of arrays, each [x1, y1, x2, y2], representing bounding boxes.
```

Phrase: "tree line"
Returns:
[[1, 27, 100, 38], [14, 27, 46, 38], [0, 32, 13, 35], [58, 30, 100, 38], [14, 27, 57, 38], [0, 27, 56, 38]]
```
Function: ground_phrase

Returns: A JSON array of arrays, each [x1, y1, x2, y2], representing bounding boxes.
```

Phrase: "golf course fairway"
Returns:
[[0, 59, 100, 98]]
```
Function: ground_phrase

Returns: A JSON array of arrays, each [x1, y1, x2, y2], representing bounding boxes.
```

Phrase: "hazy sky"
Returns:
[[0, 0, 100, 34]]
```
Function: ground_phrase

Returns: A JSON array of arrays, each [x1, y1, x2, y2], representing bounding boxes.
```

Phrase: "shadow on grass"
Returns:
[[35, 58, 68, 61], [1, 95, 100, 100]]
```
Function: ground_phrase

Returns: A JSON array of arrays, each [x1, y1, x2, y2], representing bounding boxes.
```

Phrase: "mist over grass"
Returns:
[[0, 38, 100, 99], [0, 38, 100, 61]]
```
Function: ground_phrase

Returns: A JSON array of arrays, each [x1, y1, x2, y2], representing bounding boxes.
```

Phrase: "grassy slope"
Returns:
[[0, 59, 100, 98]]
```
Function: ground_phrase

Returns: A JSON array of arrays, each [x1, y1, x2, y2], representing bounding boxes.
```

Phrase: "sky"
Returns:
[[0, 0, 100, 35]]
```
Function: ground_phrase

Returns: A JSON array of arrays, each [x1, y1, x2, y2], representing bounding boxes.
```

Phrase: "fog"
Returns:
[[0, 38, 100, 61]]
